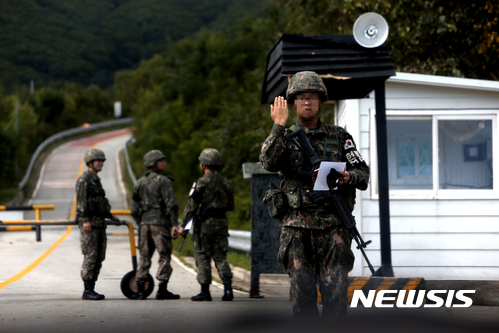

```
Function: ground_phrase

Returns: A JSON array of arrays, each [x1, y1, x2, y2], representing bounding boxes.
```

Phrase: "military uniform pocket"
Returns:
[[283, 180, 301, 209], [263, 184, 288, 220], [277, 227, 294, 273]]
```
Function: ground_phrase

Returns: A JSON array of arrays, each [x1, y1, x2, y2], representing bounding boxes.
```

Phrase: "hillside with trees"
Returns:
[[0, 0, 265, 93]]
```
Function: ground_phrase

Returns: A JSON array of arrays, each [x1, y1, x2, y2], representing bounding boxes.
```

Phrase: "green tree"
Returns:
[[268, 0, 499, 80], [0, 90, 37, 190], [117, 17, 276, 229]]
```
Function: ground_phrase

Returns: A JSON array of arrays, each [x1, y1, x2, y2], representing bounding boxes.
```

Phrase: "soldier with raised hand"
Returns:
[[76, 148, 121, 301], [259, 71, 370, 318], [130, 149, 180, 300], [179, 148, 235, 302]]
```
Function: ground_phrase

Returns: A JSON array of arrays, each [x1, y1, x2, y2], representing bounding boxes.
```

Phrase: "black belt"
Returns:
[[201, 208, 227, 219]]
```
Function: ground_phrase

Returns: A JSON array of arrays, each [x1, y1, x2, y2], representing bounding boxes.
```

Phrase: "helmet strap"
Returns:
[[88, 161, 98, 174]]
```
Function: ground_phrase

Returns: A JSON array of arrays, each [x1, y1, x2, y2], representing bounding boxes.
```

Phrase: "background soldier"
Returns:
[[130, 149, 180, 300], [76, 148, 121, 301], [179, 148, 235, 302], [259, 71, 370, 318]]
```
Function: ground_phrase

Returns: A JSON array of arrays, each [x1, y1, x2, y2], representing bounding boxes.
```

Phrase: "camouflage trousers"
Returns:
[[80, 226, 107, 282], [193, 223, 232, 284], [136, 224, 173, 282], [278, 226, 354, 319]]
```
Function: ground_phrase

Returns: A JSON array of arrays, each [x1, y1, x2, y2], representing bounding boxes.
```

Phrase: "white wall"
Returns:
[[338, 73, 499, 279]]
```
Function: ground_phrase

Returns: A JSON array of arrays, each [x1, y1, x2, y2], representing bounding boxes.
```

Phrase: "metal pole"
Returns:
[[15, 102, 19, 181], [35, 208, 42, 242], [374, 83, 394, 277]]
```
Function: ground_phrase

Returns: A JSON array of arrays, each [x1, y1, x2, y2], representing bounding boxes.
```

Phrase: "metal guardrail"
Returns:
[[123, 136, 138, 185], [18, 117, 134, 190], [228, 230, 251, 253]]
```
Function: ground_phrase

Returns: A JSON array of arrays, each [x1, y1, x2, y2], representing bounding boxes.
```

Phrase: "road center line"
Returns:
[[0, 132, 130, 290]]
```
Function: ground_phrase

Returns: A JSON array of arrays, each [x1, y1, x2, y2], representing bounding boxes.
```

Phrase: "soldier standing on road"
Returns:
[[76, 148, 121, 301], [259, 71, 370, 318], [179, 148, 235, 302], [130, 150, 180, 300]]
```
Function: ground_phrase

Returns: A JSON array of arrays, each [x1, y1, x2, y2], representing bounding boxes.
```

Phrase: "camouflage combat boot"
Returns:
[[130, 280, 147, 300], [191, 283, 212, 301], [156, 281, 180, 300], [222, 277, 233, 301], [82, 281, 105, 301]]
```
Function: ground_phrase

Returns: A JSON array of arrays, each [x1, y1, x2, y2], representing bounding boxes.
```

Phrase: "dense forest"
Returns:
[[1, 0, 498, 229], [0, 0, 265, 92]]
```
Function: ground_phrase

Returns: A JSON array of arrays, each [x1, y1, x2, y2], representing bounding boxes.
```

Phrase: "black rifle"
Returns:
[[177, 232, 188, 252], [309, 171, 376, 275], [285, 128, 321, 178], [177, 221, 192, 252], [287, 128, 376, 275]]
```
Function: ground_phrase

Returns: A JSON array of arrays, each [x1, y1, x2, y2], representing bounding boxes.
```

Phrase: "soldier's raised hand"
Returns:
[[271, 96, 288, 126]]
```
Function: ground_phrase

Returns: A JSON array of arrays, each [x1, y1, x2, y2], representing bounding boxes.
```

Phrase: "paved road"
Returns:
[[0, 130, 497, 333], [0, 130, 292, 333]]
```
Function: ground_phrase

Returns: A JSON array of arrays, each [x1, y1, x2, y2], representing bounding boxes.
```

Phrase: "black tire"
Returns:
[[120, 270, 155, 299]]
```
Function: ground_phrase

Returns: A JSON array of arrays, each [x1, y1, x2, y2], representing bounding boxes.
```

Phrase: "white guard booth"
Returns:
[[339, 72, 499, 280]]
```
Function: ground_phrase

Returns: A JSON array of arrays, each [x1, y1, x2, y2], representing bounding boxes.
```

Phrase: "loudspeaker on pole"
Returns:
[[353, 12, 389, 48]]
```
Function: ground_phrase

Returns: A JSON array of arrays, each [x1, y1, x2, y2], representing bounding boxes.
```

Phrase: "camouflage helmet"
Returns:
[[83, 148, 106, 164], [286, 71, 328, 103], [198, 148, 222, 166], [143, 149, 166, 168]]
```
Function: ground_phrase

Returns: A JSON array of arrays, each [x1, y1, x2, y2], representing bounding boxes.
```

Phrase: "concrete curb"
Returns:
[[217, 264, 499, 306]]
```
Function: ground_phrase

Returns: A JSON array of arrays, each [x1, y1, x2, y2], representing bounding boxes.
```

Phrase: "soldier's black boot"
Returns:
[[156, 281, 180, 300], [130, 280, 147, 300], [222, 278, 234, 301], [191, 283, 212, 301], [82, 281, 105, 300]]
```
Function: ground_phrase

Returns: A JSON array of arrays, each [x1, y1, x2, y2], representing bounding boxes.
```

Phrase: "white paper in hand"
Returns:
[[313, 162, 346, 191], [185, 218, 193, 231]]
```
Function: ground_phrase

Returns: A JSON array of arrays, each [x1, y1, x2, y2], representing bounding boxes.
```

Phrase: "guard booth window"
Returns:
[[438, 119, 492, 190], [385, 114, 495, 193], [387, 119, 432, 190]]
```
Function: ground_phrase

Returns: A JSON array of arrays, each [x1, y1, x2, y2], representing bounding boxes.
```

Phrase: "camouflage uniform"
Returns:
[[259, 71, 370, 318], [182, 171, 234, 285], [131, 170, 179, 283], [182, 148, 234, 285], [76, 169, 113, 282]]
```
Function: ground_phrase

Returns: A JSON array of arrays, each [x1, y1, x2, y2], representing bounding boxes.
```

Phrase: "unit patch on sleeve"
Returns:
[[344, 139, 354, 150], [188, 181, 202, 201], [346, 150, 366, 167]]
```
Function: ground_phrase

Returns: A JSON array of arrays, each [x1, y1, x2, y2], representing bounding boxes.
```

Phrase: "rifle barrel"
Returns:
[[178, 237, 186, 252]]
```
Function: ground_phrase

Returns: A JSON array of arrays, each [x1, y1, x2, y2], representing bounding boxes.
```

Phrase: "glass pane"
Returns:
[[387, 119, 432, 189], [419, 141, 433, 175], [438, 120, 493, 190], [398, 142, 415, 176]]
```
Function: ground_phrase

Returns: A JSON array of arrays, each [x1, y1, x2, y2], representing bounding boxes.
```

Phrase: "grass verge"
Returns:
[[0, 188, 20, 205]]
